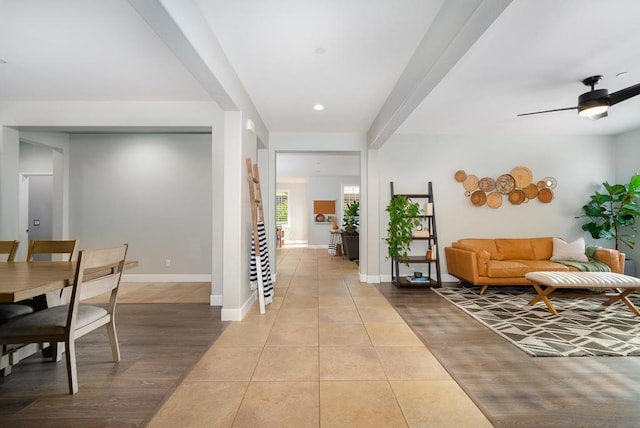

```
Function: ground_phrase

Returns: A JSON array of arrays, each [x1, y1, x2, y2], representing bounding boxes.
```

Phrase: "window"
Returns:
[[342, 184, 360, 216], [275, 190, 289, 226]]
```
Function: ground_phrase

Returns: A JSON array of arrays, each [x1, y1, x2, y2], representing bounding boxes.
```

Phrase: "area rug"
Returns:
[[433, 285, 640, 357]]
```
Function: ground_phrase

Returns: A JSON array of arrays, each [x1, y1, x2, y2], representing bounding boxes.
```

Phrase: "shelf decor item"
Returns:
[[385, 194, 421, 263]]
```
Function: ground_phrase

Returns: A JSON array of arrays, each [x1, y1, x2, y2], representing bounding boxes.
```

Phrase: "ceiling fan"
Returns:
[[517, 75, 640, 120]]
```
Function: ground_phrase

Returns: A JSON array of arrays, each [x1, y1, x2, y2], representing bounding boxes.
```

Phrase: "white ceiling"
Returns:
[[2, 0, 640, 180]]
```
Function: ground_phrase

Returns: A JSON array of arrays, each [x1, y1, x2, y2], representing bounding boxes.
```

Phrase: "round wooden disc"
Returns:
[[495, 174, 516, 194], [508, 189, 525, 205], [511, 166, 533, 188], [478, 177, 496, 192], [454, 170, 467, 182], [523, 183, 538, 199], [538, 188, 554, 203], [470, 190, 487, 206], [486, 192, 503, 209], [463, 174, 479, 191]]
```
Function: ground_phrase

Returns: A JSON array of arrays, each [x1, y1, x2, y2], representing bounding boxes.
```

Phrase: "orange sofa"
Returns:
[[444, 237, 625, 294]]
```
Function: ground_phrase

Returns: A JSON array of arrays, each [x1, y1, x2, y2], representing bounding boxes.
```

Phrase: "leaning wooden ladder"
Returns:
[[246, 157, 270, 314]]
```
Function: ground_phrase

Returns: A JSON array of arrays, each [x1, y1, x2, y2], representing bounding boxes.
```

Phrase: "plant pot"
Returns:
[[341, 232, 359, 261]]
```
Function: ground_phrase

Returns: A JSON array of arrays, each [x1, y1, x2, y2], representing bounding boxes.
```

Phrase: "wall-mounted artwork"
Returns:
[[313, 200, 336, 222], [455, 166, 556, 208]]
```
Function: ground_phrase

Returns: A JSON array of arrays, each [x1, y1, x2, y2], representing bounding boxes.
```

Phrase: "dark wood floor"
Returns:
[[377, 282, 640, 428], [0, 303, 227, 427]]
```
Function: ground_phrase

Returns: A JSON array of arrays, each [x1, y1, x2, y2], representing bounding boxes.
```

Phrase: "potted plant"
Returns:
[[578, 173, 640, 275], [341, 201, 359, 260], [384, 195, 421, 265]]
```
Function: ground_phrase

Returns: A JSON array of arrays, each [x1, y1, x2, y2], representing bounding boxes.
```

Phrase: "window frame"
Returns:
[[275, 189, 290, 227]]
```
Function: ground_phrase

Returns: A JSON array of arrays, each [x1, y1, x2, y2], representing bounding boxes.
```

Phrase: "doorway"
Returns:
[[19, 174, 53, 261]]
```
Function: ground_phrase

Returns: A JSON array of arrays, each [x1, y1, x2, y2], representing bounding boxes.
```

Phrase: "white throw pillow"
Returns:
[[551, 237, 589, 262]]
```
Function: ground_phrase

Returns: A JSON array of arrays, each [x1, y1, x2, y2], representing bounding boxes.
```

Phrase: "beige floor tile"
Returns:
[[364, 323, 424, 346], [319, 306, 362, 324], [376, 346, 451, 380], [234, 381, 319, 428], [240, 307, 278, 325], [148, 381, 247, 428], [266, 323, 319, 346], [319, 347, 386, 380], [275, 307, 319, 326], [320, 381, 407, 427], [319, 323, 371, 346], [391, 380, 493, 427], [347, 285, 383, 296], [286, 285, 318, 297], [318, 285, 351, 297], [187, 346, 262, 381], [213, 323, 272, 347], [319, 295, 356, 308], [357, 306, 405, 324], [281, 295, 318, 309], [252, 347, 319, 381], [352, 295, 393, 307]]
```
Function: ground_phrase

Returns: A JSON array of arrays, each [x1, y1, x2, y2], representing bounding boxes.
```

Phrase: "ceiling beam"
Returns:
[[366, 0, 513, 149], [128, 0, 269, 143]]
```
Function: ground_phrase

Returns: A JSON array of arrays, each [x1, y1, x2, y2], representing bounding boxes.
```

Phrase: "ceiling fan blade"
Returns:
[[517, 106, 578, 117], [609, 83, 640, 105]]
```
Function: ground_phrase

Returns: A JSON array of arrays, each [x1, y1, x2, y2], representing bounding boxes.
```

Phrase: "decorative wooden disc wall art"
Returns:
[[454, 167, 556, 208]]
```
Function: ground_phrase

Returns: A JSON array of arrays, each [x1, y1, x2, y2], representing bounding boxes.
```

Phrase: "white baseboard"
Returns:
[[121, 274, 211, 282], [308, 244, 328, 249], [210, 294, 223, 306], [221, 291, 257, 321]]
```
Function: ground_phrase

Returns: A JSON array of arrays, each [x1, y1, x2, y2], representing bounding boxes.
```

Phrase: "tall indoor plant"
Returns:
[[385, 195, 421, 264], [578, 173, 640, 250]]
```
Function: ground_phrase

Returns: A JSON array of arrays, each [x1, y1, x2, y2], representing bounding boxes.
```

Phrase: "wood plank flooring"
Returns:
[[376, 282, 640, 428], [0, 302, 226, 427]]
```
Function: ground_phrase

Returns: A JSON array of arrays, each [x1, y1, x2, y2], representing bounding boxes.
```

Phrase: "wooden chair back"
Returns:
[[27, 240, 77, 262], [0, 240, 19, 262]]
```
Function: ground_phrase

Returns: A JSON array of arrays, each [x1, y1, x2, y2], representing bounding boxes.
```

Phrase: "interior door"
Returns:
[[27, 175, 53, 261]]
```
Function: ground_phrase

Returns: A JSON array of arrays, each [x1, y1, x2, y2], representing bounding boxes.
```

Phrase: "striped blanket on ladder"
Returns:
[[250, 221, 274, 304]]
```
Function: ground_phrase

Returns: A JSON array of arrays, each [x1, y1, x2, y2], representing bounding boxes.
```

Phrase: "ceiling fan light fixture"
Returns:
[[577, 88, 610, 118]]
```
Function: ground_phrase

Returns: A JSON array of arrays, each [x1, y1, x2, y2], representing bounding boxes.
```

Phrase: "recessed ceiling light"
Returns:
[[0, 59, 7, 65], [314, 47, 326, 55], [313, 104, 325, 111]]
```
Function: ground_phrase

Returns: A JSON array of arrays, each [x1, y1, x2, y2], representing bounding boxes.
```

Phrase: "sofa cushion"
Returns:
[[487, 260, 529, 277], [455, 239, 502, 260], [551, 237, 588, 262], [495, 239, 535, 260], [530, 237, 554, 260], [516, 260, 570, 272]]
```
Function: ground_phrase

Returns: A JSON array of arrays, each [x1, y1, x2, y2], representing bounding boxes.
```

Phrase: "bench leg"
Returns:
[[603, 288, 640, 315], [529, 282, 559, 316]]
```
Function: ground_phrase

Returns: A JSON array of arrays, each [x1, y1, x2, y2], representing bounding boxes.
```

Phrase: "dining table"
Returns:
[[0, 260, 138, 374], [0, 260, 139, 302]]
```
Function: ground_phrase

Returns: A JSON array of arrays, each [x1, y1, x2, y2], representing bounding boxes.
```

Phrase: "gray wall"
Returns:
[[68, 133, 212, 274], [307, 175, 359, 246]]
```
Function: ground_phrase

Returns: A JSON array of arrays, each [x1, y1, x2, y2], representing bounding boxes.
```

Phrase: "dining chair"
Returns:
[[0, 240, 19, 262], [0, 241, 34, 326], [0, 244, 128, 394], [26, 239, 77, 262]]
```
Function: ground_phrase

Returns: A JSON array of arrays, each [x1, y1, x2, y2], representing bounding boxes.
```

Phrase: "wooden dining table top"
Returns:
[[0, 261, 138, 303]]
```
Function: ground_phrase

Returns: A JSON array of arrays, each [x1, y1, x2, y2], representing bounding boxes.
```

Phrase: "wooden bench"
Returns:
[[525, 272, 640, 316]]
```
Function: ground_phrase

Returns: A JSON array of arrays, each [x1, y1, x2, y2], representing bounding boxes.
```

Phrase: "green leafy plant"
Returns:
[[342, 201, 360, 234], [385, 195, 421, 264], [578, 173, 640, 250]]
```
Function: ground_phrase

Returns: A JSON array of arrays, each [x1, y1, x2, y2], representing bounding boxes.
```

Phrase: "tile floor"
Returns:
[[148, 247, 492, 427]]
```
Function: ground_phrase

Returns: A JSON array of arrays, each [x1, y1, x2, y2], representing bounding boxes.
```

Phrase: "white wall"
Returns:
[[378, 133, 616, 280], [68, 133, 212, 277], [614, 128, 640, 267], [307, 175, 359, 246], [276, 181, 308, 243]]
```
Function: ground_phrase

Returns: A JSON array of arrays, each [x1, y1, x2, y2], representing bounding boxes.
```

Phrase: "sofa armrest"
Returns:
[[445, 246, 482, 284], [594, 248, 626, 273]]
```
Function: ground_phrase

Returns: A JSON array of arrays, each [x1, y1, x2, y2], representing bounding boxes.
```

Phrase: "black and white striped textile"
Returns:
[[250, 221, 274, 304]]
